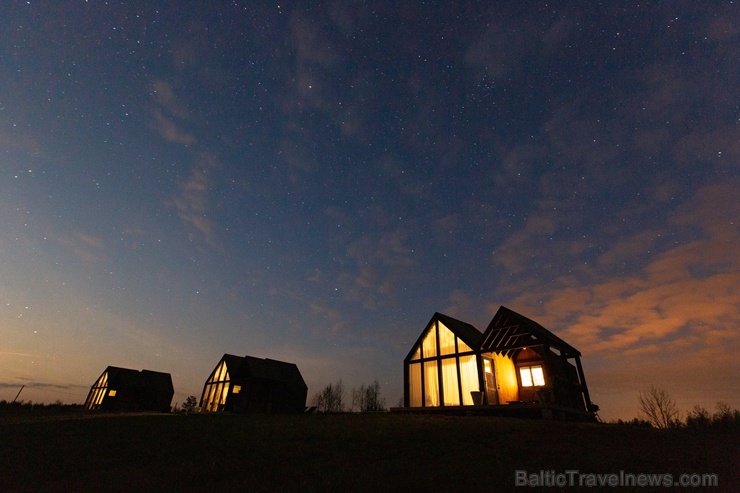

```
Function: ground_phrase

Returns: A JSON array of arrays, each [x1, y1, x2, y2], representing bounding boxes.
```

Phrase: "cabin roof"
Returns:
[[219, 354, 307, 389], [221, 353, 248, 375], [434, 312, 484, 347], [480, 306, 581, 358], [404, 312, 483, 361], [103, 366, 174, 391], [241, 356, 307, 387]]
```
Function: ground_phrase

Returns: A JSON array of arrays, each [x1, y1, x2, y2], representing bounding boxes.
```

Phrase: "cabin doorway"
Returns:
[[483, 357, 498, 405]]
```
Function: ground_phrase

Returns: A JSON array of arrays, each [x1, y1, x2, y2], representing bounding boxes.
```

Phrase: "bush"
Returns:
[[612, 418, 653, 428], [711, 401, 739, 428], [685, 405, 711, 428]]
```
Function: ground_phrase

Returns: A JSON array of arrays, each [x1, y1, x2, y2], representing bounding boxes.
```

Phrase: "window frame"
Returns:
[[407, 320, 480, 407], [518, 364, 546, 388]]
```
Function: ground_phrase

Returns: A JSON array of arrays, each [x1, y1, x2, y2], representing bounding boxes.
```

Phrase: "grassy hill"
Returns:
[[0, 412, 737, 492]]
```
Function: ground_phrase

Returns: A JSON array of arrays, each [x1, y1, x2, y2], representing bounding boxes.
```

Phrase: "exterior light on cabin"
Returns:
[[232, 385, 241, 394], [108, 389, 117, 396]]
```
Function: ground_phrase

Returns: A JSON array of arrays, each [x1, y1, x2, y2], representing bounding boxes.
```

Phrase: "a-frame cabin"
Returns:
[[84, 366, 174, 412], [403, 306, 596, 419], [200, 354, 308, 413]]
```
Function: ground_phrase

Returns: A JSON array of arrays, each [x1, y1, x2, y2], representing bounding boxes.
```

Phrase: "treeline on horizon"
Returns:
[[611, 402, 740, 430], [0, 400, 84, 413], [3, 382, 738, 432], [3, 397, 738, 431], [303, 379, 740, 430]]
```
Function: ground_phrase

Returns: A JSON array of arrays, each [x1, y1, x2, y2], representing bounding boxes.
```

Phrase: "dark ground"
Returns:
[[0, 412, 737, 492]]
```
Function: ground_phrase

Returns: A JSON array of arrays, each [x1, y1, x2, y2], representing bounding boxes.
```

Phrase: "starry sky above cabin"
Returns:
[[1, 1, 738, 420]]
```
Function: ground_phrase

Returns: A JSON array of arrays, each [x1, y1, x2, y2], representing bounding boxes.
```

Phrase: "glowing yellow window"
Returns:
[[108, 390, 117, 396], [519, 366, 545, 387], [411, 346, 421, 361], [232, 385, 241, 394]]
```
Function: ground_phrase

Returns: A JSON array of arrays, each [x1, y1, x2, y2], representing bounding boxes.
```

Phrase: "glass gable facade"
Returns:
[[200, 360, 231, 412], [407, 319, 480, 407], [85, 371, 109, 410]]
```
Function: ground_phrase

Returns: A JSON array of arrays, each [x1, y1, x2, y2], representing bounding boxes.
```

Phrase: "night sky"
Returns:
[[1, 1, 738, 420]]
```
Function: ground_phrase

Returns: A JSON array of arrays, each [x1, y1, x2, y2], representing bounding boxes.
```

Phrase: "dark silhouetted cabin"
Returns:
[[200, 354, 307, 413], [84, 366, 174, 412], [404, 306, 596, 419]]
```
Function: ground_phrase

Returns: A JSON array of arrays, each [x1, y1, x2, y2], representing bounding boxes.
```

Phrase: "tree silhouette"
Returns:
[[182, 395, 198, 413], [685, 405, 711, 428], [312, 380, 345, 412], [638, 386, 680, 428], [352, 380, 386, 412]]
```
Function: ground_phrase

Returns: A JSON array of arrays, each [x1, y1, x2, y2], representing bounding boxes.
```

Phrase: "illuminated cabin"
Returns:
[[84, 366, 174, 412], [200, 354, 307, 413], [405, 312, 483, 407], [404, 307, 595, 417]]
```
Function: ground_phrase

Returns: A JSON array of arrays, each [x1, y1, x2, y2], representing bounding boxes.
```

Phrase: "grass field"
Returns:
[[0, 412, 737, 492]]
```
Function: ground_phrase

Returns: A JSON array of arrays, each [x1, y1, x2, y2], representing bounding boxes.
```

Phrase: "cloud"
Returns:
[[432, 214, 463, 246], [310, 303, 348, 334], [526, 181, 737, 338], [464, 17, 535, 79], [289, 11, 338, 105], [343, 228, 416, 309], [275, 8, 381, 186], [442, 290, 483, 324], [487, 181, 740, 416], [0, 127, 42, 156], [173, 155, 221, 245], [491, 213, 560, 275], [596, 231, 660, 269], [54, 232, 106, 265], [151, 108, 195, 145], [0, 380, 88, 391], [0, 352, 39, 358], [541, 16, 575, 55], [707, 16, 739, 41], [151, 79, 190, 119], [149, 79, 195, 145]]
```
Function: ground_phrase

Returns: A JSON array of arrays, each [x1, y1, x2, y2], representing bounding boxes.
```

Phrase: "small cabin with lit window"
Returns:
[[84, 366, 174, 412], [404, 306, 595, 418], [200, 354, 308, 413]]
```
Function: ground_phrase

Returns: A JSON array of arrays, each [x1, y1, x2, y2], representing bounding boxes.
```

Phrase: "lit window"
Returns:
[[531, 366, 545, 386], [411, 346, 421, 361], [519, 366, 545, 387], [108, 390, 117, 396], [422, 326, 437, 358], [437, 322, 456, 355], [232, 385, 241, 394]]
